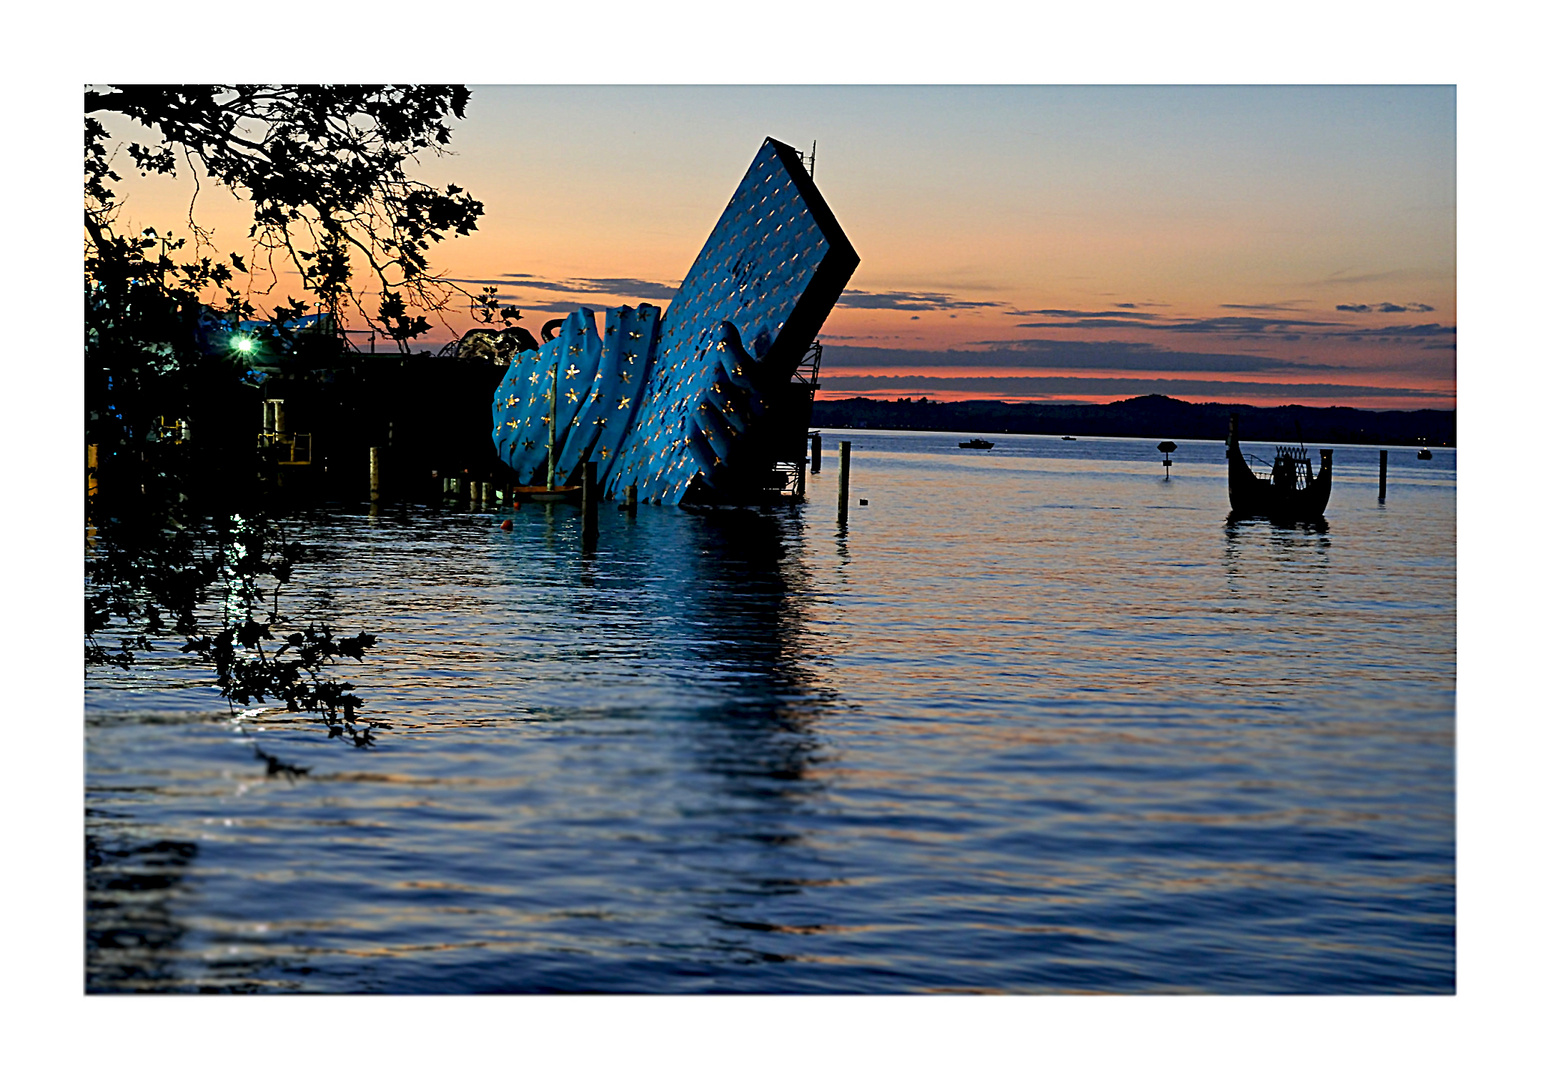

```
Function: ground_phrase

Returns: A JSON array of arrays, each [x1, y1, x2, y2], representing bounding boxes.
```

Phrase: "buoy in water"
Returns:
[[500, 519, 513, 531]]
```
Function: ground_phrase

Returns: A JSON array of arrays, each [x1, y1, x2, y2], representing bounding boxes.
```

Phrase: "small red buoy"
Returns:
[[500, 519, 513, 531]]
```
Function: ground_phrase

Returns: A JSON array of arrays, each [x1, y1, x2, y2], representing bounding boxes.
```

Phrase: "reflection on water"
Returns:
[[86, 829, 199, 991], [85, 433, 1454, 993], [666, 510, 837, 962], [1222, 518, 1332, 592]]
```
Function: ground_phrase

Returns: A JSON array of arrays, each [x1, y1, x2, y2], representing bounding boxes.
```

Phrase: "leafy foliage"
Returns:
[[86, 84, 484, 347], [472, 285, 521, 325], [83, 85, 480, 748]]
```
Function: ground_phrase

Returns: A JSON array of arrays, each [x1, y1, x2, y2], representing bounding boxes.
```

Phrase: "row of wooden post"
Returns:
[[431, 473, 505, 509], [810, 433, 853, 525], [364, 438, 853, 524]]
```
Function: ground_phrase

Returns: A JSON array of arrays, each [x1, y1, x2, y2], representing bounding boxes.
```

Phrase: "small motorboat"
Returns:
[[1061, 436, 1076, 441], [509, 484, 582, 504], [959, 438, 995, 449], [1417, 447, 1433, 460]]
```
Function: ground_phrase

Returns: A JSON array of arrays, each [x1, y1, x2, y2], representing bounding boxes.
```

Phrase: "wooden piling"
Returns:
[[811, 432, 822, 474], [624, 483, 638, 512], [1379, 449, 1388, 500], [369, 446, 381, 503], [581, 461, 599, 542], [837, 439, 851, 523]]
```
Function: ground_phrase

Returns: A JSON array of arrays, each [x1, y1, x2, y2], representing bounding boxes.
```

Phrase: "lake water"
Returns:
[[85, 431, 1455, 993]]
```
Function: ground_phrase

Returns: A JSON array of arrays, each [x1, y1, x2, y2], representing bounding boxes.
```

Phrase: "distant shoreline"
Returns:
[[810, 394, 1455, 447]]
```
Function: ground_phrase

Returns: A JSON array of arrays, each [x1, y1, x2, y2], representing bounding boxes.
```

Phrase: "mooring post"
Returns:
[[581, 461, 599, 542], [1379, 449, 1388, 500], [811, 432, 822, 474], [623, 483, 638, 513], [369, 446, 381, 503], [837, 439, 851, 523]]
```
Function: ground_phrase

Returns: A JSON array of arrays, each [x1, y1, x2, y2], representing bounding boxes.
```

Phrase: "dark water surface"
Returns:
[[85, 432, 1455, 993]]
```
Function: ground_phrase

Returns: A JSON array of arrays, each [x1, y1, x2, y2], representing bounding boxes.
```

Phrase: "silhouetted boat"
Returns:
[[509, 484, 581, 504], [1417, 448, 1433, 460], [1226, 415, 1332, 521], [959, 438, 994, 449], [1061, 436, 1076, 441]]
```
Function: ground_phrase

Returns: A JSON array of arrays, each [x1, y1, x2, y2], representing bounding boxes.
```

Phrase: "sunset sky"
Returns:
[[101, 85, 1455, 410]]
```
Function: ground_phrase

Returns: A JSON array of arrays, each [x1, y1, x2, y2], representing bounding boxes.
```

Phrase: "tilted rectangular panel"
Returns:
[[491, 137, 857, 503]]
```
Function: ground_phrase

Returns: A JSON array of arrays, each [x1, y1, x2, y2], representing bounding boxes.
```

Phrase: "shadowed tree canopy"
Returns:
[[82, 85, 491, 745], [85, 84, 485, 345]]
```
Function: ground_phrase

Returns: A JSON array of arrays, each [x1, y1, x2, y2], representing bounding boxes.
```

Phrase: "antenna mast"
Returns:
[[797, 140, 817, 179]]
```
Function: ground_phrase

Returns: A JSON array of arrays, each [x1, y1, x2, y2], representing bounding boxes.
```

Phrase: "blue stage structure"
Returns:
[[490, 137, 858, 504]]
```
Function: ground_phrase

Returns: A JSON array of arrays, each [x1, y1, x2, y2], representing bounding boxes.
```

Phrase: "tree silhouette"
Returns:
[[84, 85, 486, 744], [86, 84, 484, 345]]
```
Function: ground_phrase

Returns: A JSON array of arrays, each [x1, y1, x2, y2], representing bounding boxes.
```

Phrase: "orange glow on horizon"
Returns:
[[813, 388, 1452, 411], [90, 86, 1454, 411]]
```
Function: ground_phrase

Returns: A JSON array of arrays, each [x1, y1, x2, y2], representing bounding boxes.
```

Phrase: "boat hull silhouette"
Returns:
[[1225, 416, 1332, 521]]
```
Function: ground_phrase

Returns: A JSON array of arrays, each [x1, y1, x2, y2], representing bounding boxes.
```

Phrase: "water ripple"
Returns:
[[86, 433, 1453, 993]]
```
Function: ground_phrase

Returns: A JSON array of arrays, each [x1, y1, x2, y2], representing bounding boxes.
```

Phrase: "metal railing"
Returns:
[[258, 432, 312, 465], [792, 340, 822, 387]]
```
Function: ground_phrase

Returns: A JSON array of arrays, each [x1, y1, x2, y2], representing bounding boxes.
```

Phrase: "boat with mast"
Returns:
[[1225, 414, 1333, 521]]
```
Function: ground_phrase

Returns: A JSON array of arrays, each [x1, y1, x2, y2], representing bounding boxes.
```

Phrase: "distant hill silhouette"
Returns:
[[810, 394, 1455, 446]]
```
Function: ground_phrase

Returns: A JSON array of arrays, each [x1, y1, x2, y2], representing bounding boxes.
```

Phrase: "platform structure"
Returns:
[[489, 138, 858, 505]]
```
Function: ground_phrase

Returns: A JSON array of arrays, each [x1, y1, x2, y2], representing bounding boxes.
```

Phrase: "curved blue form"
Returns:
[[490, 138, 858, 503]]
